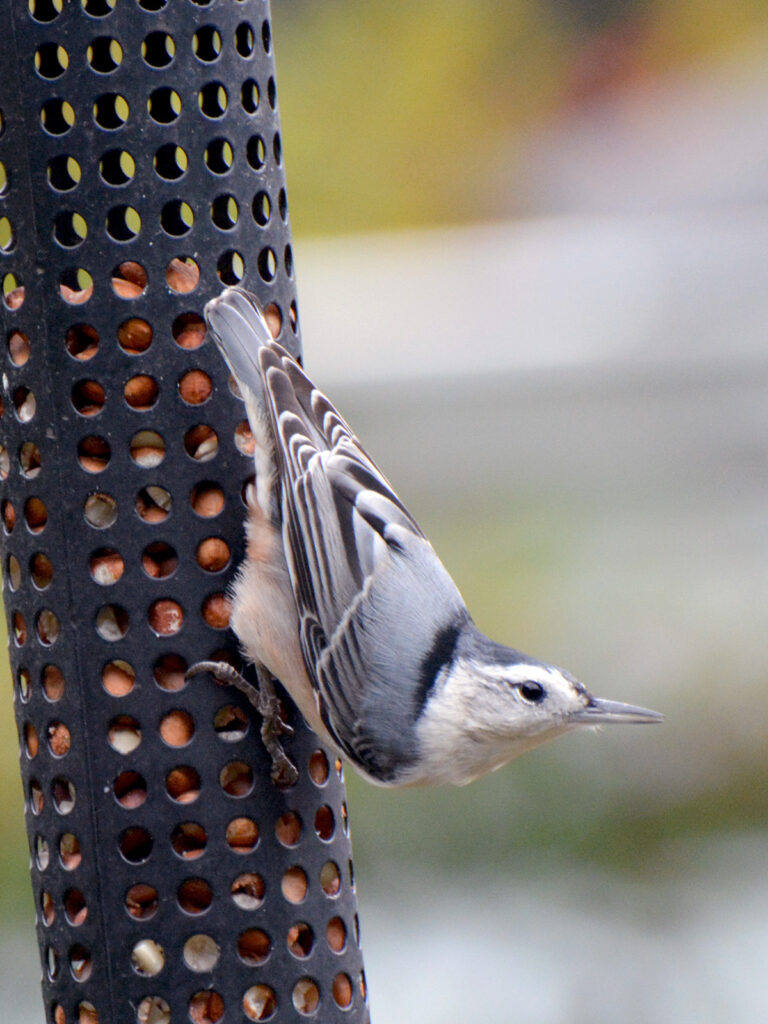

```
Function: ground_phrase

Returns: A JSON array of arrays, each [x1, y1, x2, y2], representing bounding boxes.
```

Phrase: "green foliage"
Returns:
[[271, 0, 768, 235], [0, 617, 32, 922], [272, 0, 567, 233]]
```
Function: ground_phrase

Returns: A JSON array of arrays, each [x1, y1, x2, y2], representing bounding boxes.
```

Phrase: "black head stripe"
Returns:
[[414, 619, 463, 717]]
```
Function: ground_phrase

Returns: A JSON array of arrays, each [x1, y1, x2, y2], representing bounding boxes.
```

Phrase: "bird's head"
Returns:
[[414, 627, 662, 785]]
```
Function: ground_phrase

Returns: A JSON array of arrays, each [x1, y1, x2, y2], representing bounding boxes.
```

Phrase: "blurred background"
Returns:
[[4, 1, 768, 1020]]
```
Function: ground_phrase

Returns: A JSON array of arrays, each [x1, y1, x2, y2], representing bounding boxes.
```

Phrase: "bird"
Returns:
[[189, 287, 662, 788]]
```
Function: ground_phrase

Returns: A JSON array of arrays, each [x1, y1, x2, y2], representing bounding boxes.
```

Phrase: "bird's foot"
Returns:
[[186, 661, 298, 786], [254, 667, 298, 786]]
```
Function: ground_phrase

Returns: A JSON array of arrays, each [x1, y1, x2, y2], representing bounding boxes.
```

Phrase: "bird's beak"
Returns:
[[571, 696, 663, 725]]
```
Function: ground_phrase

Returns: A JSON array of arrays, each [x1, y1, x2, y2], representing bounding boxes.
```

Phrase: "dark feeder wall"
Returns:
[[0, 1, 367, 1022]]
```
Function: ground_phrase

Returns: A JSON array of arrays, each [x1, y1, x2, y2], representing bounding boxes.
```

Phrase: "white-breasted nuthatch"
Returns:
[[191, 287, 662, 787]]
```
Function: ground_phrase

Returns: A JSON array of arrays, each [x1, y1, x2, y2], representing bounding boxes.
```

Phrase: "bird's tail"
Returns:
[[205, 286, 273, 400], [205, 287, 278, 521]]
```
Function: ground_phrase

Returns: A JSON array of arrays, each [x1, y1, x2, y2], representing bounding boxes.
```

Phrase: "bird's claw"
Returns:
[[186, 659, 250, 688], [186, 660, 298, 785], [264, 737, 299, 787]]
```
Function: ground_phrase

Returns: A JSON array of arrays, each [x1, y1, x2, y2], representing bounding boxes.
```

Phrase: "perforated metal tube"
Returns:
[[0, 1, 367, 1021]]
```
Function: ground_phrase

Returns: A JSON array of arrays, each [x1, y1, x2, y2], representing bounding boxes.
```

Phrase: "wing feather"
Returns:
[[257, 346, 437, 761]]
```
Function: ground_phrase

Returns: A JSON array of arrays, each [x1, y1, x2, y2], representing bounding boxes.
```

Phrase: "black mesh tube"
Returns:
[[0, 1, 367, 1021]]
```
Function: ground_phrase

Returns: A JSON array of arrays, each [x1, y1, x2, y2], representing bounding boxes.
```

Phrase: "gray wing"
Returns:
[[258, 344, 469, 781]]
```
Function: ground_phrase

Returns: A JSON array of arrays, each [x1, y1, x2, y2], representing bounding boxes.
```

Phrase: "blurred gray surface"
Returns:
[[360, 836, 768, 1024], [295, 209, 768, 387]]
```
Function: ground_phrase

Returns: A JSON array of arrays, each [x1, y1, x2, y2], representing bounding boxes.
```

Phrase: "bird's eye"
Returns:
[[517, 681, 545, 703]]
